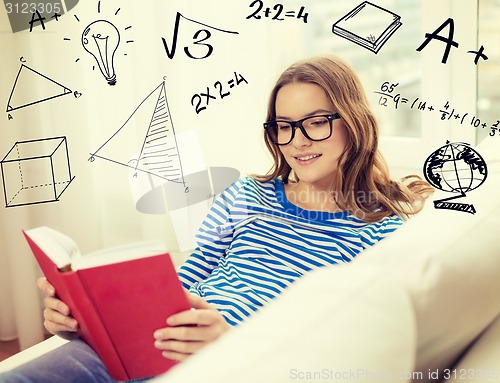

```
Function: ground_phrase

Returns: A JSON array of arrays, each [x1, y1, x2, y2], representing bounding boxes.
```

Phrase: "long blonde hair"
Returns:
[[255, 55, 432, 222]]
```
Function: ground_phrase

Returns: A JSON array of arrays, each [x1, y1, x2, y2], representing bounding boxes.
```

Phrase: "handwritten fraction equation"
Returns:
[[375, 82, 500, 137], [246, 1, 308, 23], [191, 71, 248, 114]]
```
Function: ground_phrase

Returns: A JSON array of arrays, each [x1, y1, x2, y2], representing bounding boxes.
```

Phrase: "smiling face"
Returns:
[[275, 82, 348, 191]]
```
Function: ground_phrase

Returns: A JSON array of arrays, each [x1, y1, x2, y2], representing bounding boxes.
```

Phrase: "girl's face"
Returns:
[[275, 82, 348, 190]]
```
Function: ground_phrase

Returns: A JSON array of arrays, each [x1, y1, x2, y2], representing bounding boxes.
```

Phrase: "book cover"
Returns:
[[332, 1, 402, 53], [23, 228, 191, 381]]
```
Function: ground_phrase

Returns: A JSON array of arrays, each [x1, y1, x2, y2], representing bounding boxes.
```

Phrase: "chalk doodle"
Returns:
[[246, 1, 309, 23], [6, 63, 73, 114], [416, 18, 488, 65], [3, 0, 73, 33], [28, 10, 47, 31], [81, 20, 121, 85], [332, 1, 402, 54], [63, 1, 134, 85], [89, 79, 187, 191], [1, 136, 75, 208], [161, 12, 238, 60], [191, 71, 248, 114], [374, 81, 500, 137], [423, 141, 487, 215]]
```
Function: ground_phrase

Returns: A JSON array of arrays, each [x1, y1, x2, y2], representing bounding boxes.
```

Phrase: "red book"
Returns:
[[23, 226, 190, 381]]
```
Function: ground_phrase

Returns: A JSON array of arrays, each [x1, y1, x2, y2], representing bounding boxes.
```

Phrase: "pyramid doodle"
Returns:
[[89, 81, 185, 185], [6, 64, 72, 112]]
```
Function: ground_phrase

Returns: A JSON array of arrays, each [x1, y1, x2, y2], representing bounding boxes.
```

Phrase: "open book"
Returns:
[[23, 226, 190, 381]]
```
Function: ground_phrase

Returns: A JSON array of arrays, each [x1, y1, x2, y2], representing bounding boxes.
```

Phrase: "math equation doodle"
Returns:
[[89, 79, 187, 190], [246, 1, 309, 23], [374, 81, 500, 137], [191, 71, 248, 114], [161, 12, 238, 60], [332, 1, 402, 54]]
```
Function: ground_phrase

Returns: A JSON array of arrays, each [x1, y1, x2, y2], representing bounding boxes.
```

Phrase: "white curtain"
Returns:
[[0, 22, 175, 346], [0, 0, 280, 350]]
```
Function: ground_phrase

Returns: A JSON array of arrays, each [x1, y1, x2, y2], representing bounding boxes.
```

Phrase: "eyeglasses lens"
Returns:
[[273, 115, 331, 144]]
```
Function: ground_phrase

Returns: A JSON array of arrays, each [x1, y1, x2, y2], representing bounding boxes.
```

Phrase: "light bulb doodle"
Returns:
[[63, 2, 133, 81], [81, 20, 120, 86]]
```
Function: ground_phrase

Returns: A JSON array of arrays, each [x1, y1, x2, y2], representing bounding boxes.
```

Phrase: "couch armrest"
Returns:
[[444, 315, 500, 382], [0, 336, 68, 373]]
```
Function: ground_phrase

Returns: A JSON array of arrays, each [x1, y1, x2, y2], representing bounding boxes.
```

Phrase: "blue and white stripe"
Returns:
[[177, 176, 402, 326]]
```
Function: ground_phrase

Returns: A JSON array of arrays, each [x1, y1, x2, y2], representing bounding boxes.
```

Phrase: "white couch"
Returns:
[[1, 137, 499, 382]]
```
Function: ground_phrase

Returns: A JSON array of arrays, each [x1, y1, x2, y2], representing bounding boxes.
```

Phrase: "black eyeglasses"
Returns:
[[263, 113, 341, 145]]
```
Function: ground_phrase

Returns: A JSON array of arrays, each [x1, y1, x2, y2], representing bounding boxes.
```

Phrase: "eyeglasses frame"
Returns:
[[263, 113, 341, 146]]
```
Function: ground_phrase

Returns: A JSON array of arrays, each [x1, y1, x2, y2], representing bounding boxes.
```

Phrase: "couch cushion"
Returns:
[[444, 315, 500, 382], [154, 266, 416, 382]]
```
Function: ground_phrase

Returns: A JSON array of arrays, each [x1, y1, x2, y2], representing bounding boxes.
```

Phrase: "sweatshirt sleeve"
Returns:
[[177, 176, 249, 289], [358, 215, 403, 250]]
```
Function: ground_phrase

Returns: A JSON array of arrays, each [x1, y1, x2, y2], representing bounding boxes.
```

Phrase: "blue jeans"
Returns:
[[0, 339, 151, 383]]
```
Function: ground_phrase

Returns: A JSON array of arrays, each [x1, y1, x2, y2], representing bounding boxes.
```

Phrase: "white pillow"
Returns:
[[352, 137, 500, 380]]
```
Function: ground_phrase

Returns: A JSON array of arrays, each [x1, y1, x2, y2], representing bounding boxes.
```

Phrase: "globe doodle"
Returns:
[[423, 141, 488, 214]]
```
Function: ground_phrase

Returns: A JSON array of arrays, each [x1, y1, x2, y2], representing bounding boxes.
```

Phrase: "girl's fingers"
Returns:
[[167, 308, 218, 327], [37, 277, 55, 296], [44, 296, 70, 316], [154, 339, 204, 355], [43, 308, 78, 333]]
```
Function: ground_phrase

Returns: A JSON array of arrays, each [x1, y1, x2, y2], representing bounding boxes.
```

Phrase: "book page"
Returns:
[[72, 241, 167, 270], [24, 226, 81, 269]]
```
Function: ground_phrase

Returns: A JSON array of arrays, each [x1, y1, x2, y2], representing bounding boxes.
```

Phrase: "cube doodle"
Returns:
[[1, 136, 75, 207]]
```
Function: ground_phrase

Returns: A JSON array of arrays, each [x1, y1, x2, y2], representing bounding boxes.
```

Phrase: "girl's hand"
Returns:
[[37, 277, 79, 338], [153, 292, 230, 361]]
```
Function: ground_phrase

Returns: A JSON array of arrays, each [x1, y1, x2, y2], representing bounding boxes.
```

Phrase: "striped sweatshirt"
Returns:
[[177, 176, 402, 326]]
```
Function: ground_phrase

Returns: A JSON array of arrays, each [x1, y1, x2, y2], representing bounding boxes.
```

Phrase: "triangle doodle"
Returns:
[[6, 64, 72, 112], [89, 81, 186, 186]]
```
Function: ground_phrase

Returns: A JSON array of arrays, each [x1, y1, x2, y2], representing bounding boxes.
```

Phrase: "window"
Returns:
[[306, 0, 423, 138], [250, 0, 481, 176], [477, 0, 500, 144]]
